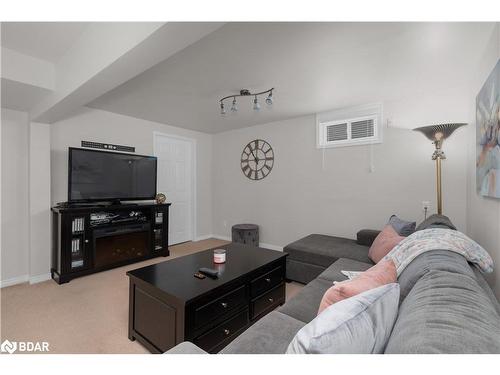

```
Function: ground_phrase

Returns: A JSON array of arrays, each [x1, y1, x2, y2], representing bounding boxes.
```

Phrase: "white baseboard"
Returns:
[[212, 235, 231, 241], [259, 243, 283, 252], [194, 234, 215, 241], [212, 235, 283, 251], [29, 273, 51, 284], [0, 273, 52, 288], [0, 275, 29, 288]]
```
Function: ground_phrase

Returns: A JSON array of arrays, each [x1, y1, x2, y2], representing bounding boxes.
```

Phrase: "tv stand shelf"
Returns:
[[51, 202, 171, 284]]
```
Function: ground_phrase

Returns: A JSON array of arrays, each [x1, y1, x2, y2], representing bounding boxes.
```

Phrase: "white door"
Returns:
[[154, 134, 194, 245]]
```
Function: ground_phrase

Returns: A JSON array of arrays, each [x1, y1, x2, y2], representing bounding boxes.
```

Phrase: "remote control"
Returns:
[[199, 267, 219, 279]]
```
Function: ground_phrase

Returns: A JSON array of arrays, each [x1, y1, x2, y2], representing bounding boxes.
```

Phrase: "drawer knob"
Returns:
[[221, 302, 228, 308], [265, 278, 271, 283], [268, 297, 274, 303], [223, 329, 230, 336]]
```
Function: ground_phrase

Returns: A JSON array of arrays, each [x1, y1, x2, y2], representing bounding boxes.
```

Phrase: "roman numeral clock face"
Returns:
[[241, 139, 274, 180]]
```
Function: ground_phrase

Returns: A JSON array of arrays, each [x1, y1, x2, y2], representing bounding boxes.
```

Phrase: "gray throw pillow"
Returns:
[[286, 283, 400, 354], [388, 215, 416, 236]]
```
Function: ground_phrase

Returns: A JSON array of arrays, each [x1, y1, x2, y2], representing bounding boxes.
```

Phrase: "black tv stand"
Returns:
[[51, 202, 170, 284]]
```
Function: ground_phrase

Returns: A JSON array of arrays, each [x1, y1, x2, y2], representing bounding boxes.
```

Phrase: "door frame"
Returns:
[[153, 131, 197, 244]]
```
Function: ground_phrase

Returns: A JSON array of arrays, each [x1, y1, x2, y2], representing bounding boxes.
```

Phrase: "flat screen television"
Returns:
[[68, 147, 157, 203]]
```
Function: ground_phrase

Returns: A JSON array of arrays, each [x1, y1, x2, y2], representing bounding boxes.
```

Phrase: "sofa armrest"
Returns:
[[356, 229, 381, 247], [164, 341, 208, 354]]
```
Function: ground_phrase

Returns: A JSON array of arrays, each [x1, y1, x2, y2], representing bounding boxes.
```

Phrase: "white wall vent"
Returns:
[[316, 103, 383, 148], [326, 122, 348, 142]]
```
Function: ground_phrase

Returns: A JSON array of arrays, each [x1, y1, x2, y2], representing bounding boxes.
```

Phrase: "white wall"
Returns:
[[466, 24, 500, 299], [50, 107, 213, 239], [210, 23, 482, 249], [0, 109, 52, 286], [1, 108, 30, 285], [29, 122, 51, 282], [212, 111, 468, 248]]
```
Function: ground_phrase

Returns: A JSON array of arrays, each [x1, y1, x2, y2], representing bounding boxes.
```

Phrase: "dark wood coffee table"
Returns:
[[127, 243, 287, 353]]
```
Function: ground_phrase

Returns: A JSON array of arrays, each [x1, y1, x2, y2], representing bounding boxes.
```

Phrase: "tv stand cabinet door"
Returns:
[[152, 205, 169, 256], [61, 213, 92, 274]]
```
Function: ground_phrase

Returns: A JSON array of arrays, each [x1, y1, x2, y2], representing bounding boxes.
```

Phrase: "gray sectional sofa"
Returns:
[[167, 220, 500, 354]]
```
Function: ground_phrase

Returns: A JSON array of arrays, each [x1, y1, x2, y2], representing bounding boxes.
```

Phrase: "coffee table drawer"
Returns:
[[251, 283, 285, 319], [194, 285, 247, 328], [194, 309, 249, 352], [250, 265, 284, 297]]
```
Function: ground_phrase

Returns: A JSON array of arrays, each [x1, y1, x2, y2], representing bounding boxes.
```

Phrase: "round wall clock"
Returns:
[[240, 139, 274, 180]]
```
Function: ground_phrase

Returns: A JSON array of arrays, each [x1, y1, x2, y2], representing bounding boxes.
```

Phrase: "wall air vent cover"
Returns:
[[326, 123, 348, 142], [316, 105, 382, 149], [351, 119, 375, 139]]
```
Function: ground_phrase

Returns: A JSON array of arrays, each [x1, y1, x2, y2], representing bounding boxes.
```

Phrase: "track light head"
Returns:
[[265, 91, 273, 105], [220, 102, 226, 115], [253, 96, 261, 111], [231, 98, 238, 112]]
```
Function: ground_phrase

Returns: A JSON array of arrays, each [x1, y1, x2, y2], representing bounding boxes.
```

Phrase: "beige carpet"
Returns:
[[0, 239, 303, 354]]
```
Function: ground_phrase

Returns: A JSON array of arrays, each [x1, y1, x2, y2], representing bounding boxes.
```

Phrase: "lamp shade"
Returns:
[[413, 123, 467, 141]]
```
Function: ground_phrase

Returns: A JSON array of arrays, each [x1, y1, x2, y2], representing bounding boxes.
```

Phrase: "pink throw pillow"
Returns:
[[368, 225, 405, 263], [317, 259, 397, 315]]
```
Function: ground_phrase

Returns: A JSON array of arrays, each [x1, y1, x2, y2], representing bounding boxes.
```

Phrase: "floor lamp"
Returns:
[[413, 123, 467, 215]]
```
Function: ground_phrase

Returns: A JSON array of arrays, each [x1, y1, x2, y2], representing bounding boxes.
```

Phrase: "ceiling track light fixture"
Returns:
[[220, 88, 274, 115]]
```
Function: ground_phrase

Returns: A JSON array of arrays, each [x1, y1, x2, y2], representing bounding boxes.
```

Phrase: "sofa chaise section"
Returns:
[[284, 233, 376, 284]]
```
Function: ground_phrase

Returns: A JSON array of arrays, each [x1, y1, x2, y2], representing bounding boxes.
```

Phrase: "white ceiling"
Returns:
[[88, 22, 494, 134], [0, 22, 495, 131], [1, 22, 89, 63]]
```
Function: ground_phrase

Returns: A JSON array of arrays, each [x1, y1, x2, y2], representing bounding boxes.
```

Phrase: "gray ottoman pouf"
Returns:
[[232, 224, 259, 247]]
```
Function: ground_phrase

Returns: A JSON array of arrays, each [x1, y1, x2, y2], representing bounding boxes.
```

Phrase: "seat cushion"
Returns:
[[284, 234, 372, 268], [318, 258, 373, 283], [385, 269, 500, 353], [278, 278, 332, 323], [220, 311, 305, 354]]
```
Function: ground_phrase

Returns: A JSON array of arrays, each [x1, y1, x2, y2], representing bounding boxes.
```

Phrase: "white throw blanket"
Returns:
[[332, 270, 363, 284], [382, 228, 494, 276]]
